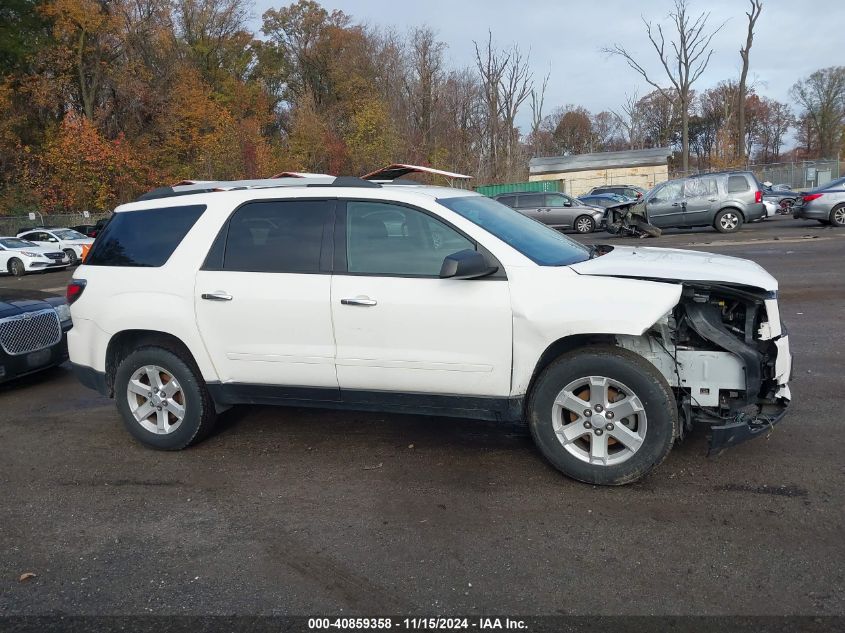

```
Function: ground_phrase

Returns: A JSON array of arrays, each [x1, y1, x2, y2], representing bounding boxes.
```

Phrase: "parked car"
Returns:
[[761, 182, 799, 214], [637, 171, 765, 233], [587, 185, 648, 200], [578, 193, 634, 208], [0, 288, 72, 383], [492, 191, 605, 233], [68, 172, 792, 486], [16, 227, 94, 265], [0, 237, 70, 276], [792, 176, 845, 227], [761, 199, 778, 219]]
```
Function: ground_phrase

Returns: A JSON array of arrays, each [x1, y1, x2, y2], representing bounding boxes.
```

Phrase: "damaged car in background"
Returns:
[[67, 173, 792, 486]]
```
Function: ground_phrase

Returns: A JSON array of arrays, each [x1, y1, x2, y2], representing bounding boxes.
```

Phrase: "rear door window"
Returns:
[[685, 178, 718, 197], [518, 194, 544, 208], [497, 195, 516, 208], [222, 200, 331, 273], [727, 175, 751, 193], [86, 205, 206, 267]]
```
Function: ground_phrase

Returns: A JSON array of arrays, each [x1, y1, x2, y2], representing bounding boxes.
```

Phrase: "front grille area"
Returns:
[[46, 252, 64, 261], [0, 308, 61, 355]]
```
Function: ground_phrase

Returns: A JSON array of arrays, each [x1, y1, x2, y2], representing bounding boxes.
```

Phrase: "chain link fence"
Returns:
[[671, 159, 841, 190], [0, 212, 112, 237]]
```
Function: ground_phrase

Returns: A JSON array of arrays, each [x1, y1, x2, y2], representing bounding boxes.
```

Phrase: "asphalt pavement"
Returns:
[[1, 215, 843, 616]]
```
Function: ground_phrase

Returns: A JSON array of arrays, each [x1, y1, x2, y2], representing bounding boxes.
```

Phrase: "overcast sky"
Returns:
[[251, 0, 842, 131]]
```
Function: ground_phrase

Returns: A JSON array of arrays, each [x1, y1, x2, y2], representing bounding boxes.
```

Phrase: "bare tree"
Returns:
[[603, 0, 725, 172], [473, 32, 533, 180], [529, 69, 550, 156], [738, 0, 763, 162], [612, 89, 642, 149]]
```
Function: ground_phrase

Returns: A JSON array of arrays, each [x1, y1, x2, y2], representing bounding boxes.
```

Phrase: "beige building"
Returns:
[[529, 147, 672, 197]]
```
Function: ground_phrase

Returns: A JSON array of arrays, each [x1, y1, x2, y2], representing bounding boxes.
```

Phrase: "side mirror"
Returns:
[[439, 249, 497, 280], [48, 237, 58, 242], [563, 201, 572, 207]]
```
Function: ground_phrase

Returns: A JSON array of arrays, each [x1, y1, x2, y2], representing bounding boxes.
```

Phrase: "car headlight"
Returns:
[[53, 303, 72, 323], [21, 251, 43, 257]]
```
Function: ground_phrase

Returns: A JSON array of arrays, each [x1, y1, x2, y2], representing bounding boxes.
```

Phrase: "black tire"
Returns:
[[573, 215, 596, 234], [818, 219, 831, 226], [114, 346, 216, 450], [7, 257, 25, 277], [527, 345, 677, 485], [713, 208, 744, 233], [63, 249, 79, 265], [830, 204, 845, 227]]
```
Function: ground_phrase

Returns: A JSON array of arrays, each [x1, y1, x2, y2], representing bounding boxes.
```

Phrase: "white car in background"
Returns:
[[16, 228, 94, 265], [0, 237, 70, 276]]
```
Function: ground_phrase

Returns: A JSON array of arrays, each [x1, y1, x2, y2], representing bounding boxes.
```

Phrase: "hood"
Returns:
[[570, 245, 778, 292], [5, 244, 63, 255], [67, 238, 94, 245], [0, 288, 60, 319]]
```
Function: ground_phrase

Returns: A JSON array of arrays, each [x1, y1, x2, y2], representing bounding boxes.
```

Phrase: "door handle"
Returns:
[[201, 292, 233, 301], [341, 296, 377, 307]]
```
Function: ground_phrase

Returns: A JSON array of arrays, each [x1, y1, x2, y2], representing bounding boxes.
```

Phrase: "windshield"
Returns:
[[437, 195, 591, 266], [53, 229, 87, 240], [0, 238, 37, 249]]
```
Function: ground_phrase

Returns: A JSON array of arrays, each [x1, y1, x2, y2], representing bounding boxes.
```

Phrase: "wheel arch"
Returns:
[[717, 205, 745, 220], [105, 329, 203, 397], [524, 333, 618, 405]]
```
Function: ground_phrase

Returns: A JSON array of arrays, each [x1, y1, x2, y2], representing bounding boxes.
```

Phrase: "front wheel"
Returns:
[[527, 346, 677, 485], [714, 209, 743, 233], [573, 215, 596, 234], [63, 249, 79, 265], [114, 346, 217, 450], [7, 257, 25, 277], [830, 205, 845, 227], [779, 199, 794, 214]]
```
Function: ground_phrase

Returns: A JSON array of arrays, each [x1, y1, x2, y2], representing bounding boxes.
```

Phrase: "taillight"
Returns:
[[755, 190, 763, 203], [803, 193, 823, 203], [66, 279, 87, 305]]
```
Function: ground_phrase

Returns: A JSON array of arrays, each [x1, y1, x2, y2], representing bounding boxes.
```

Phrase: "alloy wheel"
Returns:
[[833, 207, 845, 226], [551, 375, 648, 466], [575, 217, 594, 233], [126, 365, 186, 435], [719, 212, 739, 231]]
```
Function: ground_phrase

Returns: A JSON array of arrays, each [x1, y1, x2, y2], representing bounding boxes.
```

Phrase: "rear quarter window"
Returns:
[[727, 175, 751, 193], [85, 205, 205, 267]]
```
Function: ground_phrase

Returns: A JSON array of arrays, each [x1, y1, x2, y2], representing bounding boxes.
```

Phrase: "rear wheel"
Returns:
[[114, 346, 216, 450], [574, 215, 596, 234], [7, 257, 25, 277], [714, 209, 743, 233], [831, 205, 845, 227], [527, 346, 677, 485], [63, 249, 79, 265]]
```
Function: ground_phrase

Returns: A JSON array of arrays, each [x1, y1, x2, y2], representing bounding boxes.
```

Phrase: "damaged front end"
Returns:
[[617, 283, 792, 454]]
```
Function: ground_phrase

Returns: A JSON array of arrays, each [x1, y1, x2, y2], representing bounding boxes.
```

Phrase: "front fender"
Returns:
[[507, 266, 681, 395]]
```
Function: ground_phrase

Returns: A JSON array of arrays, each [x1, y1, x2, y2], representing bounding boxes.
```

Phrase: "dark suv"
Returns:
[[640, 171, 765, 233], [492, 191, 605, 233]]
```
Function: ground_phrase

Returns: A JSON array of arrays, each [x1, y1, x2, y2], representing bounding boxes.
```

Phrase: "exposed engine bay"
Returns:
[[616, 282, 792, 453]]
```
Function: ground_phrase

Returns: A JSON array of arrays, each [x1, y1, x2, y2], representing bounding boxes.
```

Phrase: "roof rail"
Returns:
[[134, 174, 381, 202]]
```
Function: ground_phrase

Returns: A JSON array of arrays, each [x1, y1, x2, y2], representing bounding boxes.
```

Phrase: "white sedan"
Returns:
[[0, 237, 70, 276], [16, 227, 94, 265]]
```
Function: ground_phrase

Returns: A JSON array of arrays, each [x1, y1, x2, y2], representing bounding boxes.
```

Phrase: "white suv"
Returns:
[[67, 174, 792, 485]]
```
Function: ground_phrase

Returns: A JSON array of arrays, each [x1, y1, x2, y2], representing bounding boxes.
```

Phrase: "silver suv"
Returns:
[[493, 192, 605, 233], [641, 172, 765, 233]]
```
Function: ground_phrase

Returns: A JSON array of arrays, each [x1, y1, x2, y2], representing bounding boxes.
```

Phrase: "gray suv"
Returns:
[[641, 171, 765, 233], [493, 191, 605, 233]]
